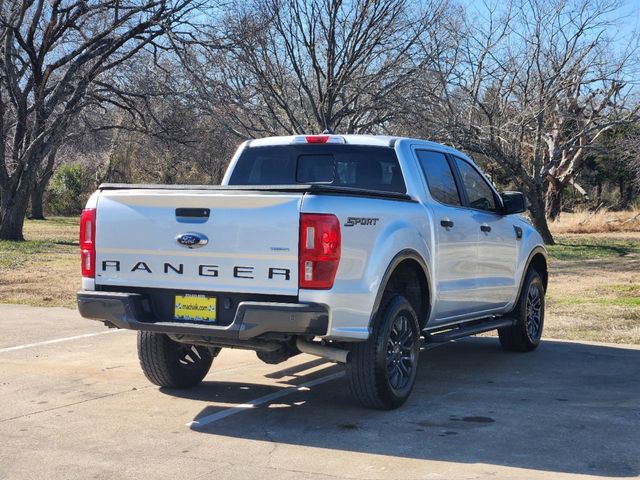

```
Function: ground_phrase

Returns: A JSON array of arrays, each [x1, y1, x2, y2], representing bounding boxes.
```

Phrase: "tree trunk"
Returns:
[[618, 178, 630, 207], [29, 149, 58, 220], [0, 186, 30, 241], [625, 184, 635, 207], [528, 190, 555, 245], [29, 185, 46, 220], [545, 181, 563, 221]]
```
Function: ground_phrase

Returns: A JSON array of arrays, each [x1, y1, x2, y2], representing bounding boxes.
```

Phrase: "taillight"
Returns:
[[80, 208, 96, 278], [299, 214, 341, 289]]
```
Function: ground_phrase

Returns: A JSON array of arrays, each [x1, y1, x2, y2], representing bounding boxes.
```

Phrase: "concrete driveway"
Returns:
[[1, 303, 639, 480]]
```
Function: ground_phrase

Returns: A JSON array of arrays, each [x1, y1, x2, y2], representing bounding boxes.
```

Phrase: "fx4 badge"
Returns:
[[344, 217, 379, 227]]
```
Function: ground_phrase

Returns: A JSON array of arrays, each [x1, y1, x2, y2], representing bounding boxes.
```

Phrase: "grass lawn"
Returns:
[[1, 217, 639, 344], [0, 217, 79, 308], [545, 233, 640, 344]]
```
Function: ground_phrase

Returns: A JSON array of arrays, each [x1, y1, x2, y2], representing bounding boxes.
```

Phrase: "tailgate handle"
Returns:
[[176, 208, 210, 223]]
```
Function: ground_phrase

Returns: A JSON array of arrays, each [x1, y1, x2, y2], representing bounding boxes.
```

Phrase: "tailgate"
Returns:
[[94, 190, 301, 295]]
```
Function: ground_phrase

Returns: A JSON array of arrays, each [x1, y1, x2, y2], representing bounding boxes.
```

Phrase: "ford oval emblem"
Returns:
[[176, 232, 209, 249]]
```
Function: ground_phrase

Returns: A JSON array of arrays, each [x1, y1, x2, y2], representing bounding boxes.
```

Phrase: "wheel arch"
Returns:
[[516, 246, 548, 300], [368, 249, 432, 331]]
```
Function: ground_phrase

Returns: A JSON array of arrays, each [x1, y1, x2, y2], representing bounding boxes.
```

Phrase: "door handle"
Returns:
[[480, 224, 491, 233], [440, 219, 454, 228]]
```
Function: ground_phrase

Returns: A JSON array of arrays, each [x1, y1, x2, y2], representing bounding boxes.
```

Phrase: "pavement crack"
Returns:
[[262, 427, 280, 461]]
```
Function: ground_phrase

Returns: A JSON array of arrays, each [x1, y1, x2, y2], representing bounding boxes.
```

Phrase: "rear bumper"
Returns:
[[76, 291, 328, 341]]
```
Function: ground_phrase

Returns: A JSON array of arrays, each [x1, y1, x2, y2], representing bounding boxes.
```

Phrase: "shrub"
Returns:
[[46, 164, 87, 215]]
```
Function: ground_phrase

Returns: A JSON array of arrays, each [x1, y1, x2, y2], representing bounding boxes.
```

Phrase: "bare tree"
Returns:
[[91, 53, 235, 186], [0, 0, 201, 240], [177, 0, 453, 138], [615, 120, 640, 193], [409, 0, 639, 244]]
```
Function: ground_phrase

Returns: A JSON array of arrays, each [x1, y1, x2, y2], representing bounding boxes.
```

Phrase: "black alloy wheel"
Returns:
[[525, 282, 543, 340], [386, 314, 418, 392]]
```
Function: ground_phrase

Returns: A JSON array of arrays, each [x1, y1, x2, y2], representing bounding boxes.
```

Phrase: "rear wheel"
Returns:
[[347, 295, 420, 409], [137, 332, 215, 388], [498, 269, 545, 352]]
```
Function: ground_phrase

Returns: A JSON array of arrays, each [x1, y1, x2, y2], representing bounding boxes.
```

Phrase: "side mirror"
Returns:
[[501, 191, 527, 215]]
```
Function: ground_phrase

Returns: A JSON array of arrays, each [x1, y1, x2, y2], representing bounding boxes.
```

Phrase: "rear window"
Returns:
[[228, 145, 406, 193]]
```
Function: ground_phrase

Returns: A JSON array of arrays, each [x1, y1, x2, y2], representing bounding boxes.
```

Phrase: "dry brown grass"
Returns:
[[544, 232, 640, 344], [549, 207, 640, 234], [0, 217, 80, 308]]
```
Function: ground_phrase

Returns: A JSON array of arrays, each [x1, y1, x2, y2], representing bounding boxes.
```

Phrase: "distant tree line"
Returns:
[[1, 0, 638, 243]]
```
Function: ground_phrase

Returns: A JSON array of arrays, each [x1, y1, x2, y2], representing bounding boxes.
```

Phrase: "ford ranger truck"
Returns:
[[77, 134, 548, 409]]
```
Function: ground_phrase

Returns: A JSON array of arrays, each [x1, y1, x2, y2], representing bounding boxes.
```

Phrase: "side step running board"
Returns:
[[424, 317, 516, 344]]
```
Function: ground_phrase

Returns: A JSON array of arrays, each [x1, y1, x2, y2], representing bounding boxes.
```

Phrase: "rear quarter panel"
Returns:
[[299, 195, 433, 340]]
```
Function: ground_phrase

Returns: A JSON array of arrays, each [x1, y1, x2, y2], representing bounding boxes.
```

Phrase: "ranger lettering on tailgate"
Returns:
[[100, 260, 291, 280]]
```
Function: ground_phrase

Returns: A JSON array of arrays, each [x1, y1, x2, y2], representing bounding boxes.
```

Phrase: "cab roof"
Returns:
[[246, 134, 467, 158]]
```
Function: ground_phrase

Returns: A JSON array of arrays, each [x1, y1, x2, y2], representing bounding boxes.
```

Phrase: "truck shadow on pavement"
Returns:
[[174, 337, 640, 477]]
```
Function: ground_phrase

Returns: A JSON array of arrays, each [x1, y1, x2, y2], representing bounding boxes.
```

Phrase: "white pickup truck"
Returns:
[[77, 134, 548, 409]]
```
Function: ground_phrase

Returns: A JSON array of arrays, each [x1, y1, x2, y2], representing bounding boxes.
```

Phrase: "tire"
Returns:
[[347, 295, 420, 409], [137, 332, 215, 388], [498, 269, 545, 352]]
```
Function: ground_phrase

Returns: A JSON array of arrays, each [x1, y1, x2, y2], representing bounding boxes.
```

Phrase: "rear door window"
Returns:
[[228, 145, 406, 193], [415, 150, 461, 206]]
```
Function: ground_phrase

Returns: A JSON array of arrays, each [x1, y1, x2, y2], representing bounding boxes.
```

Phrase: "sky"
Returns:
[[462, 0, 639, 56]]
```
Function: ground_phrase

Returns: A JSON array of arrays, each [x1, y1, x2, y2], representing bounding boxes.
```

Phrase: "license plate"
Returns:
[[174, 294, 217, 322]]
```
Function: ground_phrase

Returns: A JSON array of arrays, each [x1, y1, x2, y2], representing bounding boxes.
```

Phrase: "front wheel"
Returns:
[[137, 332, 215, 388], [347, 295, 420, 409], [499, 269, 545, 352]]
